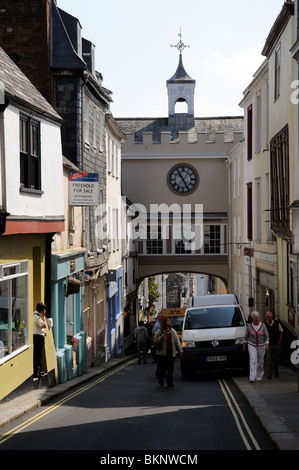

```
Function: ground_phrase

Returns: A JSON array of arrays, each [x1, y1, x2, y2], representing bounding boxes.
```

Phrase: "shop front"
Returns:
[[51, 250, 86, 383], [0, 234, 56, 401], [256, 268, 276, 317], [106, 266, 124, 359]]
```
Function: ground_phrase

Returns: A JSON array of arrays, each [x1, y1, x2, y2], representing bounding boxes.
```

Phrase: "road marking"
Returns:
[[0, 360, 262, 451], [218, 378, 261, 450], [0, 358, 136, 446]]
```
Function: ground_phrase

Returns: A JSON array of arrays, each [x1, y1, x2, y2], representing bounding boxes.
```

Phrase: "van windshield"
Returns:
[[184, 307, 245, 330], [168, 316, 185, 332]]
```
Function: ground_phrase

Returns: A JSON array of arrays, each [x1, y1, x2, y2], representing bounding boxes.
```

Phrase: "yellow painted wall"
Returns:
[[213, 276, 227, 294], [0, 234, 56, 401]]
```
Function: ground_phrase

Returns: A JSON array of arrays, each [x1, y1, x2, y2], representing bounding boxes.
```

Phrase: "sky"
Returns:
[[58, 0, 287, 118]]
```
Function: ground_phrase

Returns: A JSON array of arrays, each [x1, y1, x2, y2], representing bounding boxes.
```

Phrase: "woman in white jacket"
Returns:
[[153, 316, 182, 388]]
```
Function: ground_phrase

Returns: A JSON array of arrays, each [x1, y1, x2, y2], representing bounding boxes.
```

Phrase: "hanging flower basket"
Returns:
[[66, 276, 81, 296]]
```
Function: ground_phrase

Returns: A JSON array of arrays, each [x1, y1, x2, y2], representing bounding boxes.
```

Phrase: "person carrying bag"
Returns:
[[153, 316, 182, 388]]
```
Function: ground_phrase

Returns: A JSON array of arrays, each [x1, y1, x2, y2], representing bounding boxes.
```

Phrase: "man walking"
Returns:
[[134, 320, 148, 364], [265, 311, 283, 379]]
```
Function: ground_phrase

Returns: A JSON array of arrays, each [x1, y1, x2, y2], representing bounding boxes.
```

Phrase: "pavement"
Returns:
[[232, 365, 299, 450], [0, 355, 299, 450]]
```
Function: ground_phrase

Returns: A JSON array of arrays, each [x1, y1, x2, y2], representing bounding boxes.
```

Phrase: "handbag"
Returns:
[[154, 329, 163, 350]]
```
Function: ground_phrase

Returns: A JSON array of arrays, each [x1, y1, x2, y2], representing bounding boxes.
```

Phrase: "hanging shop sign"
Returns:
[[69, 172, 99, 206]]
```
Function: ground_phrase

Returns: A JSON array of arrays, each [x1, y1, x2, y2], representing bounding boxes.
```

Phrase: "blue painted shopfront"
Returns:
[[51, 250, 86, 383], [106, 266, 124, 359]]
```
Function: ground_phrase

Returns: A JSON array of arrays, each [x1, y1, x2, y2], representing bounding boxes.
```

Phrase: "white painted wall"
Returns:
[[106, 126, 123, 269], [4, 105, 64, 218]]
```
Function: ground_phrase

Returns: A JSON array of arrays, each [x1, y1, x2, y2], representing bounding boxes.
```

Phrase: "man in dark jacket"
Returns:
[[265, 311, 283, 379], [134, 321, 148, 364]]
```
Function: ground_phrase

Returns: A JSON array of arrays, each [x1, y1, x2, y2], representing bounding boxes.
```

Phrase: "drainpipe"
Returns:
[[45, 233, 54, 318], [80, 70, 89, 170], [0, 101, 10, 234], [91, 283, 97, 361], [0, 112, 6, 210]]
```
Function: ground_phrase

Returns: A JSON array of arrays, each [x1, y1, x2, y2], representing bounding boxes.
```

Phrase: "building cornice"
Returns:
[[262, 2, 294, 58], [106, 111, 126, 141]]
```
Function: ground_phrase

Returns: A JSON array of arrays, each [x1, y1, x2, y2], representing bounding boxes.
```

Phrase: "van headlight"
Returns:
[[182, 340, 195, 348], [235, 337, 244, 345]]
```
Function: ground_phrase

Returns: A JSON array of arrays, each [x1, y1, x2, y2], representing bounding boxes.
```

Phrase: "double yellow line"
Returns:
[[218, 378, 261, 450], [0, 360, 261, 450], [0, 358, 136, 446]]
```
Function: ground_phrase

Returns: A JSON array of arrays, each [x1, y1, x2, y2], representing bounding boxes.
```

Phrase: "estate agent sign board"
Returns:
[[69, 172, 99, 206]]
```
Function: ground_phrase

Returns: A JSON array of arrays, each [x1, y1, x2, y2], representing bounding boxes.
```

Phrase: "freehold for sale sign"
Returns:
[[69, 172, 99, 206]]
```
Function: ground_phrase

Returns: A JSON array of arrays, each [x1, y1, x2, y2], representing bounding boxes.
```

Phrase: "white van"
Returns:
[[190, 293, 240, 307], [181, 295, 247, 378]]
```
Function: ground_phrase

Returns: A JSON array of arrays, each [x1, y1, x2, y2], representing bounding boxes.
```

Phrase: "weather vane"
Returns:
[[170, 28, 190, 54]]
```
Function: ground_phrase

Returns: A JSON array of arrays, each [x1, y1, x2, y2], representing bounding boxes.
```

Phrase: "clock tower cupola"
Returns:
[[167, 30, 195, 129]]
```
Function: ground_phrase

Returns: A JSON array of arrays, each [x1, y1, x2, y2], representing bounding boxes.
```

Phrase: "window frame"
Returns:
[[20, 113, 41, 192], [247, 182, 253, 241], [0, 261, 29, 364], [270, 124, 290, 237], [204, 225, 222, 254], [84, 99, 90, 145], [255, 91, 261, 154], [274, 43, 281, 101], [247, 104, 253, 161]]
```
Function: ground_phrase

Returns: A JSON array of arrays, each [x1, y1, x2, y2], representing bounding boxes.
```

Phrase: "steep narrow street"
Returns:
[[0, 357, 276, 452]]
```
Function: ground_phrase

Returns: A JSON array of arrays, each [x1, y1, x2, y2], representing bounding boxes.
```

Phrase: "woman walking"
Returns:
[[153, 316, 182, 388], [243, 311, 269, 382]]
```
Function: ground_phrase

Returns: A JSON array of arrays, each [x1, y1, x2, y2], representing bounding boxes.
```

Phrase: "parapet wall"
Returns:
[[117, 116, 244, 155], [122, 129, 244, 156], [133, 129, 243, 144]]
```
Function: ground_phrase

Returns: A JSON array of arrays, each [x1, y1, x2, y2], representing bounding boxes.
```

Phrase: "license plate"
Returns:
[[206, 355, 227, 362]]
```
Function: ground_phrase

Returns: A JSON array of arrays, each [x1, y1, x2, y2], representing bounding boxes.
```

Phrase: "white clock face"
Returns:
[[167, 164, 199, 195]]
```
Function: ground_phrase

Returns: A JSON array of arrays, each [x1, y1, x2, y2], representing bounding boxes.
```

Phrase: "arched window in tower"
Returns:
[[174, 99, 188, 114]]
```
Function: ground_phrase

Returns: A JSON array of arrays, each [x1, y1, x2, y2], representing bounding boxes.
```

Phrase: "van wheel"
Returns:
[[181, 362, 193, 379]]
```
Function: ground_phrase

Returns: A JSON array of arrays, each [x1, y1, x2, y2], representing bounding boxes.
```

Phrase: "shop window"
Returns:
[[0, 261, 29, 361]]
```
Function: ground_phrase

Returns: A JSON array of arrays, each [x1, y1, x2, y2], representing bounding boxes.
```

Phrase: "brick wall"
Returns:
[[0, 0, 52, 103]]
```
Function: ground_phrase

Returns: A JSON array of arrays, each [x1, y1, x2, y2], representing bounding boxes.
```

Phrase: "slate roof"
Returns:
[[51, 2, 112, 105], [51, 5, 86, 70], [0, 46, 61, 122], [167, 54, 195, 84]]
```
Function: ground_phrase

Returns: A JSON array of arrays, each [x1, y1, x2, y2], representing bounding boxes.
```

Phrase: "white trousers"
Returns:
[[248, 344, 266, 381]]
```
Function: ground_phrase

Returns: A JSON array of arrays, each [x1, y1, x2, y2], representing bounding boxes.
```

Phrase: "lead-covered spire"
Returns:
[[167, 29, 195, 128]]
